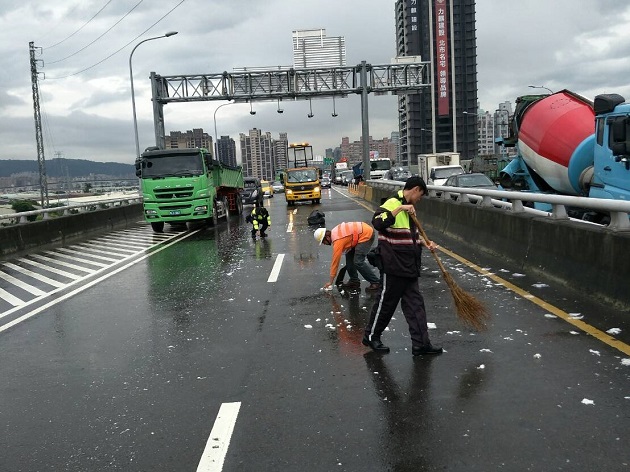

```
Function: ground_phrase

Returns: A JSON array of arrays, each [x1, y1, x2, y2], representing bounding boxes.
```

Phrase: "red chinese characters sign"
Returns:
[[434, 0, 449, 116]]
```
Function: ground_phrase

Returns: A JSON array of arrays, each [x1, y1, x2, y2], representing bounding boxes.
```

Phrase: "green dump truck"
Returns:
[[136, 147, 244, 232]]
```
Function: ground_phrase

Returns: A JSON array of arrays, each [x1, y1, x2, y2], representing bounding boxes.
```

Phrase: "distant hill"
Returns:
[[0, 159, 135, 178]]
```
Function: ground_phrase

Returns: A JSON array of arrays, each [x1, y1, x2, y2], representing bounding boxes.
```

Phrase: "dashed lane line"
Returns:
[[196, 402, 241, 472]]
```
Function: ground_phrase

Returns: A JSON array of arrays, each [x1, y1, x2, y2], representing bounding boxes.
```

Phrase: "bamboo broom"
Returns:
[[410, 214, 490, 331]]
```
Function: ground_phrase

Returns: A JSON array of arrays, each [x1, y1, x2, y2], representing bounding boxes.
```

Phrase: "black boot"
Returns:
[[362, 335, 390, 353], [412, 344, 443, 356]]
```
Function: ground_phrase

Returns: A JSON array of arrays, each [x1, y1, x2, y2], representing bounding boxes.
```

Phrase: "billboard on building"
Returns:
[[434, 0, 450, 116]]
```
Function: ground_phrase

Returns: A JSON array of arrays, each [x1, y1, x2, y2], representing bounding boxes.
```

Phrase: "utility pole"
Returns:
[[29, 41, 49, 208]]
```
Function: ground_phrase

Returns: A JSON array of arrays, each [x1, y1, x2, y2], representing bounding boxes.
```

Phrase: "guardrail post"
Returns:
[[608, 211, 630, 231], [551, 204, 569, 220], [511, 200, 525, 213]]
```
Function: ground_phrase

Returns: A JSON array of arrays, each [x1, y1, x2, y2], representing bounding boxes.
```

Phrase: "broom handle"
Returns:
[[410, 213, 448, 275]]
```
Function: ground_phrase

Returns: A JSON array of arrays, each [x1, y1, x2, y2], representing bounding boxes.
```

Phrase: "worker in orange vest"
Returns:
[[314, 222, 381, 292]]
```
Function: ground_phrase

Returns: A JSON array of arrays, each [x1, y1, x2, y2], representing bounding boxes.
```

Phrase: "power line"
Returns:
[[46, 0, 186, 80], [43, 0, 115, 50], [47, 0, 145, 65]]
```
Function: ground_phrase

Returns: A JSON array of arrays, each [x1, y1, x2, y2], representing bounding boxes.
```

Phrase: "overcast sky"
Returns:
[[2, 0, 630, 165]]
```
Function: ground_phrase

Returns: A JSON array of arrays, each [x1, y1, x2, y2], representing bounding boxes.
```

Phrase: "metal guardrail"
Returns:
[[366, 179, 630, 231], [0, 196, 143, 225]]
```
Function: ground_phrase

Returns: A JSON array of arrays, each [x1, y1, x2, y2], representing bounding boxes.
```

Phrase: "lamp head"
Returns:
[[165, 31, 178, 37]]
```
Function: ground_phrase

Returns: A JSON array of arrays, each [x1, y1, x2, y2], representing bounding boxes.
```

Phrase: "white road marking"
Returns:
[[46, 249, 110, 267], [30, 254, 94, 273], [16, 257, 81, 280], [0, 229, 197, 331], [286, 223, 293, 232], [0, 269, 47, 295], [58, 246, 118, 262], [0, 287, 24, 306], [3, 262, 66, 288], [196, 402, 241, 472], [267, 253, 285, 283]]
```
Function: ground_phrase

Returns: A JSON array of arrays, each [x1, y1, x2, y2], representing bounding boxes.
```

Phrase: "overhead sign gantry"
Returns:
[[149, 58, 429, 179]]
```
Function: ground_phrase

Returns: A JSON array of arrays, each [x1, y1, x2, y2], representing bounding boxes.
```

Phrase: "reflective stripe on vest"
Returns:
[[330, 221, 363, 247]]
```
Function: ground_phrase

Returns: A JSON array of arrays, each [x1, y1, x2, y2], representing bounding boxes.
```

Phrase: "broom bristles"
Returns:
[[442, 270, 490, 331]]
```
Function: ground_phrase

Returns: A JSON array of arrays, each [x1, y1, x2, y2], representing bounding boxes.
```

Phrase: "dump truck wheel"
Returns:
[[151, 222, 164, 233]]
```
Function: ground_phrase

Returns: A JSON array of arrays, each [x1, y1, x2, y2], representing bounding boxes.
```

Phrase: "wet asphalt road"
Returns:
[[0, 187, 629, 471]]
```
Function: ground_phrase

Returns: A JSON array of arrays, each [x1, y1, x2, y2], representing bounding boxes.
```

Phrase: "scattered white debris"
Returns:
[[533, 353, 542, 359], [544, 314, 557, 318], [569, 331, 579, 335], [476, 364, 485, 370], [427, 322, 437, 329], [569, 313, 583, 319], [581, 398, 595, 406], [589, 349, 601, 356], [513, 273, 525, 277], [532, 283, 549, 288], [447, 330, 461, 335], [315, 318, 321, 322], [479, 348, 493, 353], [321, 286, 333, 292], [606, 328, 621, 335], [304, 324, 313, 329], [503, 337, 513, 341], [499, 269, 509, 272], [621, 359, 630, 366]]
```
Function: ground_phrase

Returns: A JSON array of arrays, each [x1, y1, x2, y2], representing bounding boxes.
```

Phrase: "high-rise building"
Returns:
[[292, 29, 346, 68], [239, 129, 277, 180], [476, 109, 495, 157], [339, 135, 396, 166], [390, 131, 401, 164], [395, 0, 478, 167], [274, 132, 289, 176], [165, 128, 212, 150], [217, 136, 237, 167], [494, 101, 513, 160]]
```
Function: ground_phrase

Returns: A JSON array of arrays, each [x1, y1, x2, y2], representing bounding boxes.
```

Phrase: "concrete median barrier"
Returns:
[[364, 184, 630, 309], [0, 204, 144, 258]]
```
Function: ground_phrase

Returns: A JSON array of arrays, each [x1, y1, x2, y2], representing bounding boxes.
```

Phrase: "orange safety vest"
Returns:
[[330, 221, 365, 247]]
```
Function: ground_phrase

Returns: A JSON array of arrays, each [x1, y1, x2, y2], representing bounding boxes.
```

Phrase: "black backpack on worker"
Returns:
[[307, 210, 325, 227]]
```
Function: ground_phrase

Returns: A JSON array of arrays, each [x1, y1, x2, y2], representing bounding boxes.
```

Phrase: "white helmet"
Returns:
[[314, 227, 327, 245]]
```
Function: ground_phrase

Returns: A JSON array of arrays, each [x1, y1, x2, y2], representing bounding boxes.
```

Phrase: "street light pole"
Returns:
[[528, 84, 553, 94], [129, 31, 178, 161], [213, 101, 235, 160]]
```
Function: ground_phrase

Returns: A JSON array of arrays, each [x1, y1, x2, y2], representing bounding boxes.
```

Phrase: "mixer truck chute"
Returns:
[[499, 90, 630, 222]]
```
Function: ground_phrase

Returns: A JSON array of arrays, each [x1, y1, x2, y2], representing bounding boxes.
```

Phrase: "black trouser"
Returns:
[[364, 273, 431, 347], [252, 221, 268, 236]]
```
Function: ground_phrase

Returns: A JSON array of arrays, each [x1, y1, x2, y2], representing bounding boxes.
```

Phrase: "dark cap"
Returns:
[[404, 176, 427, 193]]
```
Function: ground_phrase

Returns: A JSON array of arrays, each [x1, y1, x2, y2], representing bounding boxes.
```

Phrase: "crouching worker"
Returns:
[[314, 222, 381, 292], [250, 202, 271, 239]]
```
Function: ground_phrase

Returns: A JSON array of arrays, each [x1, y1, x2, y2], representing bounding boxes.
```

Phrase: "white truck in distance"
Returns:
[[416, 152, 464, 186]]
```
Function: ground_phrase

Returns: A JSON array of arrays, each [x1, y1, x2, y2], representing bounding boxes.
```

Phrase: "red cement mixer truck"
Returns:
[[498, 90, 630, 222]]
